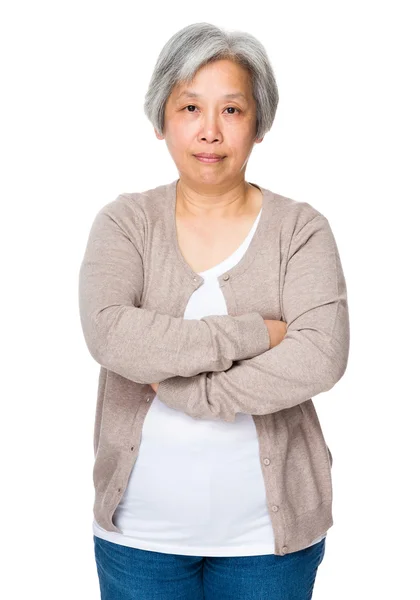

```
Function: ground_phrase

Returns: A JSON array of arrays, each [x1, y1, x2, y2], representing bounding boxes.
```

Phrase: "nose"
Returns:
[[199, 110, 222, 142]]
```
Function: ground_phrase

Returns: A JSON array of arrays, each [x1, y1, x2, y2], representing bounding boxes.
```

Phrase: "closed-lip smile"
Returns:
[[194, 152, 225, 158], [193, 153, 226, 163]]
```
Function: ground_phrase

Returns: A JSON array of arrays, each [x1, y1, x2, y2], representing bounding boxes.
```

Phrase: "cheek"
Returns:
[[171, 123, 195, 146], [165, 128, 189, 151]]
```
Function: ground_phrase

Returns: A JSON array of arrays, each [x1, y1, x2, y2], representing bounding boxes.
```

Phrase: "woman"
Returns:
[[79, 22, 350, 599]]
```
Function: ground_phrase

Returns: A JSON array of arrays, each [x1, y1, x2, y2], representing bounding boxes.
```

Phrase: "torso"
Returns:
[[175, 183, 263, 273]]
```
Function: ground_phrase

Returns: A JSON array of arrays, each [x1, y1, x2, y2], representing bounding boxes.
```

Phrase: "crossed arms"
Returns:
[[156, 215, 350, 422], [79, 197, 350, 423]]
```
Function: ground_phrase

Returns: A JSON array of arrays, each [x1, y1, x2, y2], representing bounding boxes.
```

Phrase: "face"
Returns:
[[155, 59, 264, 188]]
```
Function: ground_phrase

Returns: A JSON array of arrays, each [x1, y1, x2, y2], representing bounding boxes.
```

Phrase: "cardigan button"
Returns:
[[222, 274, 230, 281], [271, 505, 279, 512], [263, 458, 271, 465], [282, 545, 288, 554]]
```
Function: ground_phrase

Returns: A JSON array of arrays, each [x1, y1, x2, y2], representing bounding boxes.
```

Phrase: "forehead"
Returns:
[[174, 89, 248, 102], [170, 59, 253, 103]]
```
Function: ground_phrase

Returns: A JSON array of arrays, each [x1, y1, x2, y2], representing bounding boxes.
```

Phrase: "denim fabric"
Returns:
[[93, 535, 326, 599]]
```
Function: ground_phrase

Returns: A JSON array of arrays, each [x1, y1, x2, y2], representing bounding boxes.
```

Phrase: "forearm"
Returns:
[[79, 198, 271, 384], [157, 324, 349, 421], [156, 215, 350, 420]]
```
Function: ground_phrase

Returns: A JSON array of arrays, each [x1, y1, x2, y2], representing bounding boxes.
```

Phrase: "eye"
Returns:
[[182, 105, 241, 114], [225, 106, 241, 114]]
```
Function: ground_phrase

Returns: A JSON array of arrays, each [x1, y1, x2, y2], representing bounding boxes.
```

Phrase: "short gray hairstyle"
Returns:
[[144, 22, 279, 140]]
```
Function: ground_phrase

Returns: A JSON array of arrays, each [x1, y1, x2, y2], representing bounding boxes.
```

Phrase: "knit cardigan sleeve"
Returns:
[[78, 195, 270, 384], [157, 215, 350, 421]]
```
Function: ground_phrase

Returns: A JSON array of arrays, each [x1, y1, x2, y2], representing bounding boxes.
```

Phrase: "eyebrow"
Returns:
[[176, 90, 248, 102]]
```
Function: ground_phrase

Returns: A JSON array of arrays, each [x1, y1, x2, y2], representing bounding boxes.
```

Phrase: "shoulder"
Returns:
[[93, 181, 173, 238], [269, 188, 328, 233], [100, 181, 169, 221], [86, 182, 172, 256], [264, 188, 337, 259]]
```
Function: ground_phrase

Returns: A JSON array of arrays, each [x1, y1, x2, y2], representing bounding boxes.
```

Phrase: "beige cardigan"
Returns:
[[78, 178, 350, 556]]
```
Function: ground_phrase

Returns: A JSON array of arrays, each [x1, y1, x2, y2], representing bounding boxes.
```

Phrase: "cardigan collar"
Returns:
[[167, 178, 274, 287]]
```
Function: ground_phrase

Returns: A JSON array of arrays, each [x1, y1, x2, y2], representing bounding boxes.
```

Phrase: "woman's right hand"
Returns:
[[263, 319, 288, 349]]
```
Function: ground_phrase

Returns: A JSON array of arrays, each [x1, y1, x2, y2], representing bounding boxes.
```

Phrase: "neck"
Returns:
[[176, 178, 254, 220]]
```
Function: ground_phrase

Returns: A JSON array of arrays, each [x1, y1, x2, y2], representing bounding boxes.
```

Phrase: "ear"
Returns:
[[154, 127, 165, 140]]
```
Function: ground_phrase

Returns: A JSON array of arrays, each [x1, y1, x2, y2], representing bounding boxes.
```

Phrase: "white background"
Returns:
[[1, 1, 419, 598]]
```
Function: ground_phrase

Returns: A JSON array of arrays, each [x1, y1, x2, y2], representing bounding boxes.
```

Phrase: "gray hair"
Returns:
[[144, 22, 279, 140]]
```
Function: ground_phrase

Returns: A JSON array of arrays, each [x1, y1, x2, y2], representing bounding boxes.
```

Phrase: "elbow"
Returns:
[[323, 352, 349, 392], [80, 310, 151, 385], [323, 304, 350, 391], [80, 305, 120, 367], [79, 311, 103, 365], [80, 320, 111, 372], [322, 335, 350, 393], [87, 338, 150, 385]]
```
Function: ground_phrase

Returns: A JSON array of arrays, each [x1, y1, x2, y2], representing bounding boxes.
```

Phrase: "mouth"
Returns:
[[193, 155, 226, 163]]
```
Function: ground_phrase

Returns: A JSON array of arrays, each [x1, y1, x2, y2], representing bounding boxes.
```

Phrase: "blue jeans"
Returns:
[[93, 535, 326, 599]]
